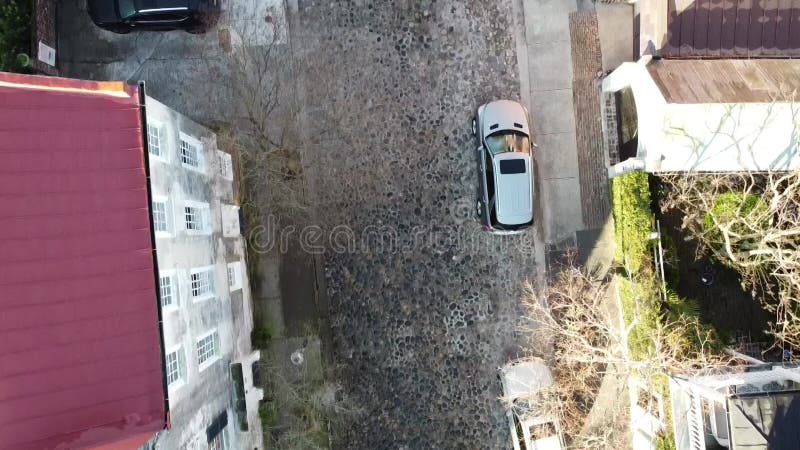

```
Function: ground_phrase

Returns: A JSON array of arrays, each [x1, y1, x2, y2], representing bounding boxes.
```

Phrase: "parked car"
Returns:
[[87, 0, 221, 34], [500, 359, 565, 450], [472, 100, 535, 234]]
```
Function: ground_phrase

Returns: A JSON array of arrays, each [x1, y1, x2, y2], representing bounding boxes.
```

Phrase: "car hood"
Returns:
[[481, 100, 530, 137], [87, 0, 118, 22], [493, 153, 533, 226]]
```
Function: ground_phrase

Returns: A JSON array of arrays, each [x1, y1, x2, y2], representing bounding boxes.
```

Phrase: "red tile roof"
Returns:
[[0, 73, 165, 450]]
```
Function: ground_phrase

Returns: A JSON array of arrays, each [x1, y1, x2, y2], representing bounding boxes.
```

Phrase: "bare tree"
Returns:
[[515, 256, 731, 448], [660, 170, 800, 347]]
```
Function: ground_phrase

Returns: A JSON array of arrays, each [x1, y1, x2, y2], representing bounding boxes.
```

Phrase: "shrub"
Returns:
[[251, 326, 273, 349], [611, 172, 653, 273], [0, 0, 32, 72], [660, 233, 680, 287], [618, 276, 661, 360], [702, 191, 769, 262]]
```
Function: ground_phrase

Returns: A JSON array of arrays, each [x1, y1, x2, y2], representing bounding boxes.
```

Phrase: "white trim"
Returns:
[[165, 344, 186, 390], [152, 195, 173, 238], [147, 119, 169, 162], [179, 132, 205, 173], [183, 200, 212, 235], [227, 261, 243, 292], [189, 265, 216, 302], [217, 150, 234, 180], [196, 329, 220, 372], [158, 269, 179, 311], [221, 204, 240, 238]]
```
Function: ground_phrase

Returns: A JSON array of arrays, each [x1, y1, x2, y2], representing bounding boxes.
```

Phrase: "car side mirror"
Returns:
[[531, 142, 538, 149]]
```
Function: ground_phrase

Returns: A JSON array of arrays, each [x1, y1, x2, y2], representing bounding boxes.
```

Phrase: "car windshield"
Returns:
[[117, 0, 137, 18], [485, 131, 530, 155]]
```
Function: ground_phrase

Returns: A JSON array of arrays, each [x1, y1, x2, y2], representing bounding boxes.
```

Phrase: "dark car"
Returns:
[[87, 0, 221, 34]]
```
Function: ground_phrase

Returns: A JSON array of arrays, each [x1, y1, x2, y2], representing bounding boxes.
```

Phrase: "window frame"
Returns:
[[226, 261, 242, 292], [217, 150, 234, 180], [184, 200, 212, 235], [189, 265, 216, 302], [196, 329, 220, 372], [159, 269, 179, 310], [179, 132, 205, 173], [165, 344, 186, 389], [152, 195, 173, 237], [147, 119, 169, 162]]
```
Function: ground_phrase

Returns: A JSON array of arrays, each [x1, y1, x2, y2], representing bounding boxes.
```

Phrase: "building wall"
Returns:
[[141, 95, 261, 450]]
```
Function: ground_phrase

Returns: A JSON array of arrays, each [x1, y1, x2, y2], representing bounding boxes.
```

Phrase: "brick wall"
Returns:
[[569, 11, 611, 229]]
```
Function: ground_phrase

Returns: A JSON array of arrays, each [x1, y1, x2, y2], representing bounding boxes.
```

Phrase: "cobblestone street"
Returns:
[[287, 1, 538, 447]]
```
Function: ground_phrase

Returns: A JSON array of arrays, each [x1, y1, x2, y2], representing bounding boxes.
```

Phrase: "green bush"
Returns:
[[660, 233, 680, 287], [702, 191, 766, 233], [702, 191, 768, 263], [664, 289, 699, 320], [611, 172, 653, 273], [251, 327, 273, 349], [618, 277, 661, 360], [0, 0, 32, 72]]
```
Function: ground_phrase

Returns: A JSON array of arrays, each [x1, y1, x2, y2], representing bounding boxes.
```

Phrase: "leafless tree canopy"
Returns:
[[660, 171, 800, 347], [517, 258, 732, 447]]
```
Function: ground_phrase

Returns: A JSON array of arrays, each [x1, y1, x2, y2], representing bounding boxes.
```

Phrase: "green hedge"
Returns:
[[611, 172, 653, 273], [0, 0, 32, 72]]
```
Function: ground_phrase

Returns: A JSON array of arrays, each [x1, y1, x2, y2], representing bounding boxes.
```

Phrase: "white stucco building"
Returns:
[[601, 57, 800, 177], [142, 94, 263, 450]]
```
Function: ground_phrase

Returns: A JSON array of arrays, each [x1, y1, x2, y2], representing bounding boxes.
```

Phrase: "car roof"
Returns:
[[493, 153, 532, 226], [500, 359, 553, 400]]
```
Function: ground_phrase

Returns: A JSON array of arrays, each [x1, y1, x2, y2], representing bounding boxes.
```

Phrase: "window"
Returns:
[[227, 261, 242, 292], [147, 122, 167, 159], [152, 198, 170, 234], [207, 411, 229, 450], [165, 347, 186, 387], [185, 206, 202, 230], [159, 273, 178, 308], [184, 201, 210, 234], [196, 330, 220, 370], [217, 150, 233, 180], [180, 133, 204, 172], [499, 159, 527, 174], [209, 434, 224, 450], [190, 267, 215, 300]]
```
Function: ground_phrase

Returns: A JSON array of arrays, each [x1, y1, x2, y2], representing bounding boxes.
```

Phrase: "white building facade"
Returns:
[[601, 57, 800, 177], [142, 95, 263, 450]]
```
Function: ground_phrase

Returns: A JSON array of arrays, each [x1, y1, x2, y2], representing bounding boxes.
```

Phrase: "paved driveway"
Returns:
[[58, 0, 544, 448]]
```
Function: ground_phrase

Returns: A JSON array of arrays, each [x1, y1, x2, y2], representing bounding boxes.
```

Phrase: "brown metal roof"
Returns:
[[665, 0, 800, 58], [647, 58, 800, 103]]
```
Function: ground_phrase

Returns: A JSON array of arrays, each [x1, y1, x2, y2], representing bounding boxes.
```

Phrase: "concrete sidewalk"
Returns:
[[518, 0, 585, 245]]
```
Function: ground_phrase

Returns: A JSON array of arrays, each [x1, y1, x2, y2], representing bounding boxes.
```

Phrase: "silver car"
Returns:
[[472, 100, 535, 234]]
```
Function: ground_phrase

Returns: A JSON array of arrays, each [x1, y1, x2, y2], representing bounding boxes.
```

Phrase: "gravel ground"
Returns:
[[288, 1, 539, 448]]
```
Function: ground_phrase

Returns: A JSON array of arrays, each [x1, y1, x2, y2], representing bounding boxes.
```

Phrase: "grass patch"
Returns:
[[611, 172, 653, 273]]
